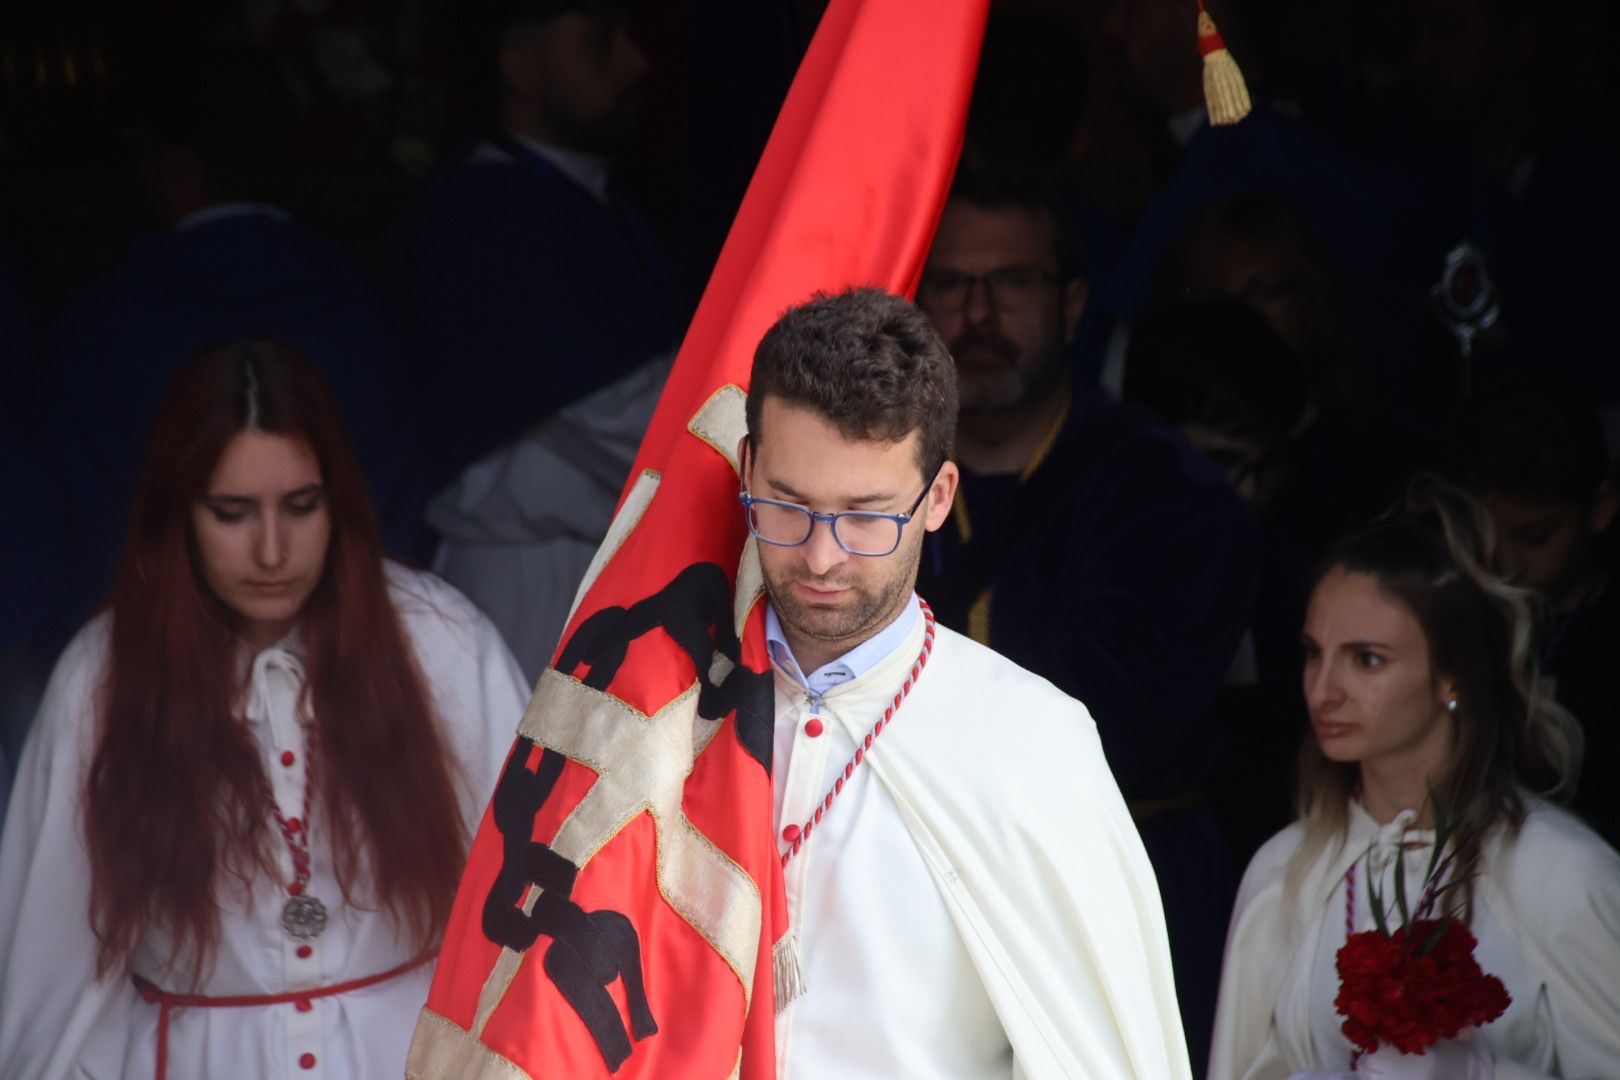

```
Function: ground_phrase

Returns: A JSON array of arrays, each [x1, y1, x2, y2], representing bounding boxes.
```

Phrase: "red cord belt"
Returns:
[[133, 951, 434, 1080]]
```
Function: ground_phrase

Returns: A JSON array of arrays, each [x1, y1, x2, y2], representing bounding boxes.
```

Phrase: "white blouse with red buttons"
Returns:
[[0, 564, 530, 1080]]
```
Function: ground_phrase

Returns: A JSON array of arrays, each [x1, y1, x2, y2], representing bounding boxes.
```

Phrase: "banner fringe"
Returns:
[[773, 933, 805, 1013]]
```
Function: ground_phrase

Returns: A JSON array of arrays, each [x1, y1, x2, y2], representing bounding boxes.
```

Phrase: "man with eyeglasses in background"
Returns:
[[912, 168, 1260, 1076], [737, 287, 1191, 1078]]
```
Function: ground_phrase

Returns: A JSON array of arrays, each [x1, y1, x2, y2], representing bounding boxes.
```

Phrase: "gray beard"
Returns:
[[957, 350, 1065, 412], [958, 370, 1033, 411]]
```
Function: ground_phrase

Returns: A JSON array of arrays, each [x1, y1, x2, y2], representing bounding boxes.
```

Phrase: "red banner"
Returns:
[[407, 2, 986, 1076]]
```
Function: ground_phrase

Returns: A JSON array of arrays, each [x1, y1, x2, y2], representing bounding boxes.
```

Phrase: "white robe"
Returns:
[[773, 603, 1191, 1079], [0, 564, 530, 1080], [1209, 798, 1620, 1080], [428, 358, 670, 682]]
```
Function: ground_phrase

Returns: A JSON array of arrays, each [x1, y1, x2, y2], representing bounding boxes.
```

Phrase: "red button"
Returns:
[[781, 824, 801, 843], [288, 882, 303, 896], [295, 998, 312, 1012], [804, 717, 824, 738], [299, 1052, 316, 1069], [296, 944, 313, 959], [281, 751, 296, 767], [286, 817, 302, 832]]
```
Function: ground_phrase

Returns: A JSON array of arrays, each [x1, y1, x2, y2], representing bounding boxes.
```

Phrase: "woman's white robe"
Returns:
[[0, 564, 530, 1080], [1209, 798, 1620, 1080]]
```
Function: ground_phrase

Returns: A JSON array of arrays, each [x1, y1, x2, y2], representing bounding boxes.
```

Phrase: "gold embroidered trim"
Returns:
[[468, 386, 768, 1045], [565, 468, 662, 629], [951, 396, 1071, 648], [523, 673, 761, 988], [966, 590, 991, 646], [406, 1008, 534, 1080], [734, 537, 765, 642], [687, 384, 749, 473]]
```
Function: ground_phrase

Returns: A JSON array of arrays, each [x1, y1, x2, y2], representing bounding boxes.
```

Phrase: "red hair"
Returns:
[[86, 341, 466, 981]]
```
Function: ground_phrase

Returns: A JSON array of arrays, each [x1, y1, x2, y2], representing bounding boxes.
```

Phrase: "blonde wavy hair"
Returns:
[[1286, 475, 1583, 918]]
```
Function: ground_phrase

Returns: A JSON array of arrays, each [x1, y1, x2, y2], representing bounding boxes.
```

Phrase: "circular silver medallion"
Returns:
[[281, 894, 328, 941]]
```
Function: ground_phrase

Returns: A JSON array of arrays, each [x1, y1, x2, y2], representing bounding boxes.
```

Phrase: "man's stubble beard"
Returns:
[[762, 536, 923, 653]]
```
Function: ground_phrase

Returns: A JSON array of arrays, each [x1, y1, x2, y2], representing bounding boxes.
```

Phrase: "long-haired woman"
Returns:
[[1209, 478, 1620, 1079], [0, 342, 529, 1079]]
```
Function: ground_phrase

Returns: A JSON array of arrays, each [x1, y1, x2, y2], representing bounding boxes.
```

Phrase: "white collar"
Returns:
[[175, 202, 292, 231], [502, 133, 613, 204]]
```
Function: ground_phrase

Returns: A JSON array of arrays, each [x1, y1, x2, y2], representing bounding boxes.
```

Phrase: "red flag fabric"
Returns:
[[406, 2, 987, 1077]]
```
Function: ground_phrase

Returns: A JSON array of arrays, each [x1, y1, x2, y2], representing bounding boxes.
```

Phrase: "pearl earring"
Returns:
[[1446, 698, 1459, 713]]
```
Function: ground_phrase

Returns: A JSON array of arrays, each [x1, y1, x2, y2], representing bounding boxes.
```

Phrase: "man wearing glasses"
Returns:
[[736, 287, 1191, 1078], [912, 169, 1260, 1075]]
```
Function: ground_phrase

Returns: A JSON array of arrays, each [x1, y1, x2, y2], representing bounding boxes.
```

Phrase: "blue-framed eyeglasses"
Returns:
[[738, 462, 943, 557]]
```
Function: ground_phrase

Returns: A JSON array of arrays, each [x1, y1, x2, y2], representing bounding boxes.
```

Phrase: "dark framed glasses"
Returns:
[[915, 264, 1061, 314]]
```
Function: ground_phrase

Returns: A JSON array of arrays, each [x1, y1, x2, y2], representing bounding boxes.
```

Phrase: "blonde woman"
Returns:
[[1210, 479, 1620, 1079]]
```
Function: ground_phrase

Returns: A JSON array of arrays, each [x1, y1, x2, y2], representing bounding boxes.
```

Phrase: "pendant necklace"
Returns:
[[270, 740, 328, 941]]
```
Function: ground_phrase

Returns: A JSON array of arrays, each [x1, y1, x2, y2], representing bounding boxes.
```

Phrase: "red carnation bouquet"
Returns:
[[1333, 815, 1511, 1057], [1336, 918, 1510, 1054]]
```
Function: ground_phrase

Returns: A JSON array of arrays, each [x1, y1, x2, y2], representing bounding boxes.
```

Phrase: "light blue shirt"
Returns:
[[764, 594, 921, 707]]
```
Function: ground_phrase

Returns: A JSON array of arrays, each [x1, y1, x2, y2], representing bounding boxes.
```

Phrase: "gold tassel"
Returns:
[[772, 932, 805, 1013], [1197, 3, 1251, 126]]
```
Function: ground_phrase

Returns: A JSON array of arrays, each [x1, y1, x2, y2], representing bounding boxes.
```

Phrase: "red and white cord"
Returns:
[[269, 742, 315, 898], [779, 601, 936, 868]]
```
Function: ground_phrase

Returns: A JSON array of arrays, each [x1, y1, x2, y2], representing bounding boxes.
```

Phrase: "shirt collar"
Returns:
[[1167, 105, 1208, 147], [241, 632, 309, 739], [175, 202, 292, 231], [765, 594, 921, 697], [506, 133, 613, 204]]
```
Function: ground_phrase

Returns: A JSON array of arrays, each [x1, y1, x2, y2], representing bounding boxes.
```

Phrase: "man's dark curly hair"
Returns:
[[747, 287, 958, 476]]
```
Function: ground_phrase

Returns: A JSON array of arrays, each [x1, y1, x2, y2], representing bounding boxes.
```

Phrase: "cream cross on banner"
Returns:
[[468, 383, 765, 1039]]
